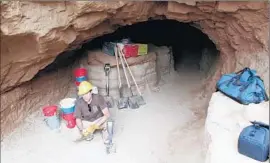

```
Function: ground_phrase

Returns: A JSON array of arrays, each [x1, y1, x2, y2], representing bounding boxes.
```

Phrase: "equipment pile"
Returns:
[[216, 67, 269, 162], [101, 39, 148, 110]]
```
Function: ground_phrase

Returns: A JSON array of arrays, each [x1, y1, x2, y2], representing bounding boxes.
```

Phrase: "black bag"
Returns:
[[238, 121, 269, 162]]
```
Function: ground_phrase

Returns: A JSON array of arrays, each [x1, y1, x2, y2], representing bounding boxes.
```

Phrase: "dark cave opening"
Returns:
[[34, 19, 220, 78]]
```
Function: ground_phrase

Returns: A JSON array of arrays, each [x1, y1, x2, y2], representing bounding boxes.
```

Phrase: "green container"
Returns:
[[137, 44, 148, 56]]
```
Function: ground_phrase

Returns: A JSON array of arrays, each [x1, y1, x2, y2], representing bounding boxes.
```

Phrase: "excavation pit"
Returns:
[[1, 2, 269, 163]]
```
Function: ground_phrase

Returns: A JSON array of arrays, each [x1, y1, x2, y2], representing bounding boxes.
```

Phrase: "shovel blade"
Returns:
[[128, 96, 140, 109], [117, 97, 128, 109], [104, 96, 114, 108], [130, 95, 146, 106], [136, 96, 146, 106]]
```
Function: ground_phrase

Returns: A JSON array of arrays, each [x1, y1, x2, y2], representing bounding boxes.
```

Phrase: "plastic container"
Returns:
[[66, 119, 76, 128], [123, 44, 139, 58], [44, 115, 60, 130], [76, 76, 87, 83], [137, 44, 148, 56], [75, 81, 80, 86], [62, 113, 74, 120], [60, 98, 76, 114], [42, 105, 57, 117], [61, 113, 76, 129], [74, 68, 87, 78]]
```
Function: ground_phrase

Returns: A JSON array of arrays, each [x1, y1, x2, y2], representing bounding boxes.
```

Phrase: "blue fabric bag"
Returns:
[[216, 67, 269, 105], [238, 121, 269, 162]]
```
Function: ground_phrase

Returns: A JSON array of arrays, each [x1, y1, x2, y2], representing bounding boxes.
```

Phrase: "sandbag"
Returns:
[[77, 46, 172, 100], [83, 50, 158, 99], [87, 50, 156, 67], [148, 44, 173, 75], [148, 44, 173, 84], [87, 61, 157, 86]]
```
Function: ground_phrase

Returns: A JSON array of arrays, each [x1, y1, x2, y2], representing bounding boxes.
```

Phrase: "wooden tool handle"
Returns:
[[120, 48, 142, 96], [117, 44, 131, 88], [114, 46, 121, 88]]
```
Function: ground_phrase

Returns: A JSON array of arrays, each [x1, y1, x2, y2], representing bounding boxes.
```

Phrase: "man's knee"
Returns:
[[99, 122, 107, 130]]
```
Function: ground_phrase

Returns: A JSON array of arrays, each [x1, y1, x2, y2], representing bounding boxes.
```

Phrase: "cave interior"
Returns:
[[35, 19, 220, 79]]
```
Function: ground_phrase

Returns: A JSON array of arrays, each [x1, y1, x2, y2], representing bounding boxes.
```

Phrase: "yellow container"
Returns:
[[137, 44, 148, 56]]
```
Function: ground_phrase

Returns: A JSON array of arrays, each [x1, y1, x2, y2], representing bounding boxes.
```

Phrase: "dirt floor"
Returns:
[[1, 67, 207, 163]]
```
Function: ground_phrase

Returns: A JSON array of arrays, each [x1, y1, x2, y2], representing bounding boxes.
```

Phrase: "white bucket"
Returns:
[[59, 98, 76, 109]]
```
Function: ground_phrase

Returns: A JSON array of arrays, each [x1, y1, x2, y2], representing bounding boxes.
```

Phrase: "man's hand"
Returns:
[[82, 124, 100, 136], [79, 129, 84, 136]]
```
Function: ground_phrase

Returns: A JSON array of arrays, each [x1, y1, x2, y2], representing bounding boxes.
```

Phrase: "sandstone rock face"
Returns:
[[0, 67, 73, 139], [1, 1, 269, 93], [0, 2, 269, 137], [205, 92, 269, 163]]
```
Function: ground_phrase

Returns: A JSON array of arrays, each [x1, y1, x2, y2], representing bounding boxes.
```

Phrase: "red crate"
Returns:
[[123, 44, 139, 58]]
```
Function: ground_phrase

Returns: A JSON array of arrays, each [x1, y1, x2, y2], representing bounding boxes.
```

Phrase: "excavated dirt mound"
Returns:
[[1, 1, 269, 137]]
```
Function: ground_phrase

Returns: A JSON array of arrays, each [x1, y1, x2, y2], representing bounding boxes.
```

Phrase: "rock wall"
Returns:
[[0, 66, 73, 139], [1, 1, 269, 137], [1, 1, 269, 93]]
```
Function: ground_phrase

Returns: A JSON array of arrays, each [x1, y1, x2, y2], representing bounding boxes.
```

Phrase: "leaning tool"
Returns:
[[114, 46, 128, 109], [120, 47, 146, 106], [104, 63, 114, 108], [117, 44, 139, 109]]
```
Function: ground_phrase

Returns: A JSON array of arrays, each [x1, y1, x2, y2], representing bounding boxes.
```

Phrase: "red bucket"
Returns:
[[62, 113, 75, 120], [42, 105, 57, 117], [62, 113, 76, 129], [74, 68, 87, 78], [75, 81, 80, 87], [66, 119, 76, 128]]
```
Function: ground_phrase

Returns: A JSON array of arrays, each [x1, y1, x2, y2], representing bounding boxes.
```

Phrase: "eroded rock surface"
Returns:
[[1, 1, 269, 137], [1, 1, 269, 93], [205, 92, 269, 163], [0, 67, 73, 139]]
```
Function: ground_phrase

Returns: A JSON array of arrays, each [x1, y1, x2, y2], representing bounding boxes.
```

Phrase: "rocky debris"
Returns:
[[1, 1, 269, 93], [204, 92, 269, 163]]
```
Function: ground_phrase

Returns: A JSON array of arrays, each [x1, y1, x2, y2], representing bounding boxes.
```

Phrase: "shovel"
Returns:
[[114, 46, 128, 109], [104, 63, 114, 108], [120, 47, 146, 106], [117, 45, 139, 109]]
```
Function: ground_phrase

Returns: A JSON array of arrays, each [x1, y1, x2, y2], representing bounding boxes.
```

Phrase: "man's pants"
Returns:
[[82, 120, 110, 144]]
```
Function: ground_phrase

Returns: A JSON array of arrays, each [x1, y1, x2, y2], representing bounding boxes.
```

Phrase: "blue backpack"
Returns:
[[216, 67, 269, 105]]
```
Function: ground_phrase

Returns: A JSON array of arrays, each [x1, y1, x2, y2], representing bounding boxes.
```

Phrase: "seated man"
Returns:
[[74, 81, 111, 143]]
